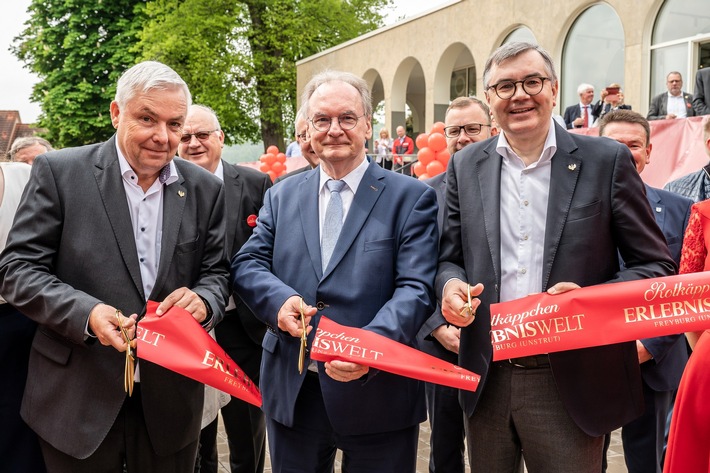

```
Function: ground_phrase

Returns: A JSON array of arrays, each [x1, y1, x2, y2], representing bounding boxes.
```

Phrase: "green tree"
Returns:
[[13, 0, 146, 148], [139, 0, 390, 150]]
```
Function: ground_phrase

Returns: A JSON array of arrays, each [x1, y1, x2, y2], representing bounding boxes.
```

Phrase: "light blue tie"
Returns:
[[322, 179, 346, 271]]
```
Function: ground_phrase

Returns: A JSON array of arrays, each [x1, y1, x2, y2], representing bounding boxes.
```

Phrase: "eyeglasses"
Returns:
[[444, 123, 491, 138], [180, 129, 220, 143], [487, 77, 550, 100], [309, 114, 364, 132], [296, 132, 308, 142]]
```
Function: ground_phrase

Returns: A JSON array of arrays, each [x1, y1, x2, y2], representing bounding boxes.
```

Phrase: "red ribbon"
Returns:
[[136, 301, 262, 407], [490, 272, 710, 361], [310, 317, 480, 391]]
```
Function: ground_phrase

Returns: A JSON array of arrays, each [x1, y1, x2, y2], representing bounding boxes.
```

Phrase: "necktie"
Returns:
[[583, 105, 589, 127], [322, 179, 346, 271]]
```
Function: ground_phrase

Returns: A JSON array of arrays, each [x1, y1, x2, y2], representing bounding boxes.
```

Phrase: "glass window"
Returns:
[[503, 27, 537, 45], [450, 66, 476, 101], [562, 5, 625, 112], [653, 0, 710, 44], [650, 43, 687, 98]]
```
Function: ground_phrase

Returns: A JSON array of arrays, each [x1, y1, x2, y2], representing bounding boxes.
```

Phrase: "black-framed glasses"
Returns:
[[309, 114, 364, 132], [180, 129, 220, 143], [487, 77, 550, 100], [444, 123, 491, 138]]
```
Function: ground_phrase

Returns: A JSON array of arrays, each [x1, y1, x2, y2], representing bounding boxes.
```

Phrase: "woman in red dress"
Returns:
[[665, 199, 710, 472]]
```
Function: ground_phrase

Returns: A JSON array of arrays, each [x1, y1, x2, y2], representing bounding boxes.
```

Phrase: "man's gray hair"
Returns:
[[577, 83, 594, 95], [115, 61, 191, 108], [9, 136, 53, 161], [483, 42, 557, 89], [187, 104, 221, 129], [301, 70, 372, 118]]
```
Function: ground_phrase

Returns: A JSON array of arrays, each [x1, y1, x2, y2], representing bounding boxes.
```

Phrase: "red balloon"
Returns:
[[267, 170, 277, 182], [266, 145, 279, 155], [430, 122, 446, 136], [428, 133, 447, 153], [417, 147, 435, 166], [418, 173, 430, 181], [276, 152, 287, 163], [265, 153, 277, 166], [271, 161, 284, 174], [436, 149, 451, 168], [412, 161, 426, 177], [415, 132, 429, 150], [280, 169, 288, 176], [426, 160, 445, 176], [259, 154, 270, 163], [259, 163, 271, 173]]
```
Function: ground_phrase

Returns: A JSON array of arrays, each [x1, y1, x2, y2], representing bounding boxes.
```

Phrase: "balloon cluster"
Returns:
[[259, 145, 288, 182], [412, 122, 450, 180]]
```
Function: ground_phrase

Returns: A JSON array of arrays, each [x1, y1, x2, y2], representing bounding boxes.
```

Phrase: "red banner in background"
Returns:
[[569, 116, 708, 189], [310, 317, 480, 391], [490, 273, 710, 361], [136, 301, 262, 407]]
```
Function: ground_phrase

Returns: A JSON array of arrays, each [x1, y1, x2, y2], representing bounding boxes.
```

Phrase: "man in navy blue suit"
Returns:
[[232, 70, 439, 473], [563, 83, 597, 129], [599, 109, 691, 473]]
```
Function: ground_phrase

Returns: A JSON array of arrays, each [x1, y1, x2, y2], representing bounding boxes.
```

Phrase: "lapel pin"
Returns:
[[568, 164, 577, 171], [178, 190, 186, 198], [370, 185, 378, 191], [656, 207, 662, 213]]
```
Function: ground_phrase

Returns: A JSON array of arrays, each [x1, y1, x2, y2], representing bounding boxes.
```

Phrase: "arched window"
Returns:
[[650, 0, 710, 99], [503, 26, 537, 45], [562, 4, 625, 111]]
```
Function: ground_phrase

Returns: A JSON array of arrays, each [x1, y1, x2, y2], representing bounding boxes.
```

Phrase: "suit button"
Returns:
[[316, 301, 328, 310]]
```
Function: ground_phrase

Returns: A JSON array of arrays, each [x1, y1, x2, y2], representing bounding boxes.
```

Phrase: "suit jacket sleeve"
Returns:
[[647, 94, 665, 120], [693, 71, 710, 115]]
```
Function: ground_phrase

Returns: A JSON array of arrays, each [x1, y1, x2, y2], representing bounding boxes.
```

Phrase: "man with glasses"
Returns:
[[418, 96, 494, 473], [647, 72, 695, 120], [232, 70, 438, 472], [437, 42, 675, 472], [178, 105, 271, 473], [275, 109, 320, 183]]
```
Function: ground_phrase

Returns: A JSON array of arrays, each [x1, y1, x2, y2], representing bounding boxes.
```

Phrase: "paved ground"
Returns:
[[215, 416, 628, 472]]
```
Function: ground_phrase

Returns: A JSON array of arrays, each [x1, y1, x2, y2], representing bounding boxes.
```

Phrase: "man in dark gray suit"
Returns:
[[179, 104, 271, 473], [694, 67, 710, 116], [0, 61, 230, 472], [647, 71, 695, 120], [437, 42, 675, 472]]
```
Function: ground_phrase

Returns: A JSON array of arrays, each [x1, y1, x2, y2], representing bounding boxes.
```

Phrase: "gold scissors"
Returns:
[[116, 310, 135, 396], [459, 283, 475, 320], [298, 297, 308, 374]]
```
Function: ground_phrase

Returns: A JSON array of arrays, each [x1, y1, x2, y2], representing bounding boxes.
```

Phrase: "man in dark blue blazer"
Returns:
[[563, 83, 597, 129], [437, 43, 675, 472], [600, 110, 691, 473], [232, 70, 438, 473]]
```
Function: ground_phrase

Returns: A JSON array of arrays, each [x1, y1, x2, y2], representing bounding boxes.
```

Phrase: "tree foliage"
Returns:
[[13, 0, 146, 148], [139, 0, 391, 149]]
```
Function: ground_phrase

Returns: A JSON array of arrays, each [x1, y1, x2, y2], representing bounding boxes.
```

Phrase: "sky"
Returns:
[[0, 0, 447, 124]]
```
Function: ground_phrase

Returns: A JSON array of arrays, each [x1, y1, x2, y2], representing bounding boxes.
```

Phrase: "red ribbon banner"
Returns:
[[136, 301, 262, 407], [309, 317, 480, 391], [490, 272, 710, 361]]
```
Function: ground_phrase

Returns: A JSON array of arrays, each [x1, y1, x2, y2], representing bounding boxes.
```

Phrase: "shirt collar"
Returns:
[[115, 140, 178, 187], [214, 159, 224, 181], [496, 118, 558, 167], [319, 156, 369, 195]]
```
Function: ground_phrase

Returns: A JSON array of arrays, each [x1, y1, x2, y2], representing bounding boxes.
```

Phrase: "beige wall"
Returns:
[[296, 0, 665, 134]]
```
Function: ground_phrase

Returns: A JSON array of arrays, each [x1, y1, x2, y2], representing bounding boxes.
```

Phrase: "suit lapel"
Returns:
[[323, 161, 385, 279], [223, 161, 245, 256], [298, 169, 323, 278], [542, 130, 582, 290], [93, 136, 145, 299], [478, 141, 502, 285], [153, 164, 187, 298], [645, 185, 664, 231]]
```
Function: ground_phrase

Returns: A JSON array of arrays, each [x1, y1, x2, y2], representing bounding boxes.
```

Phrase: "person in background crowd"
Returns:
[[275, 108, 319, 183], [232, 70, 438, 473], [693, 67, 710, 116], [437, 42, 675, 472], [0, 161, 45, 473], [285, 130, 302, 158], [392, 125, 414, 164], [663, 117, 710, 202], [417, 95, 493, 473], [179, 104, 271, 473], [0, 61, 230, 473], [8, 136, 53, 165], [599, 109, 691, 473], [593, 82, 632, 122], [647, 72, 695, 120], [375, 127, 392, 169], [563, 83, 597, 129]]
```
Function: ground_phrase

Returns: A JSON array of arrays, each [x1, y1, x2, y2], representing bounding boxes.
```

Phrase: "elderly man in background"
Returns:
[[0, 61, 230, 472], [417, 95, 494, 473], [563, 83, 596, 129], [8, 136, 53, 165], [178, 104, 271, 473], [647, 72, 695, 120], [275, 108, 320, 183], [437, 42, 675, 472]]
